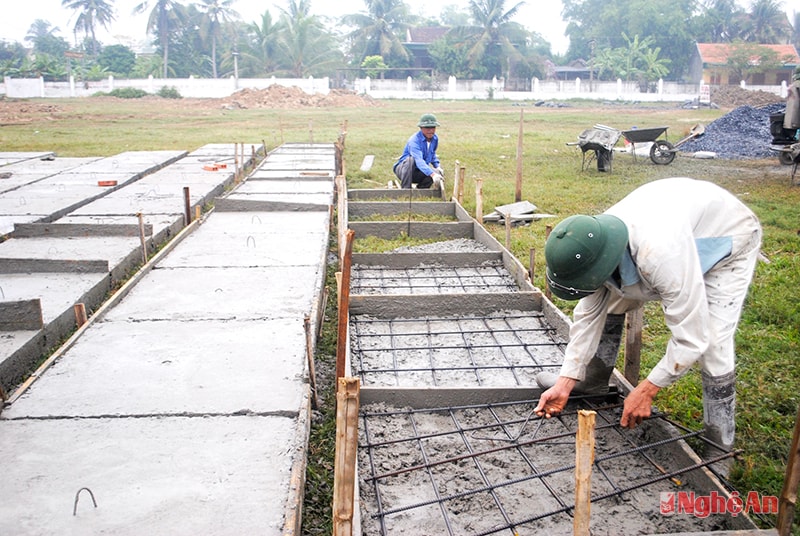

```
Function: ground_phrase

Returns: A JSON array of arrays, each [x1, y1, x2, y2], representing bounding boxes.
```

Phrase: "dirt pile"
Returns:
[[0, 100, 61, 125], [710, 85, 785, 108], [218, 86, 380, 109]]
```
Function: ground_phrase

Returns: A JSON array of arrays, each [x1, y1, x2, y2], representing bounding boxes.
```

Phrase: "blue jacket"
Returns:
[[395, 130, 439, 176]]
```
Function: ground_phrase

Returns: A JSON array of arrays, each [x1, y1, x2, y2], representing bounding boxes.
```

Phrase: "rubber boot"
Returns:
[[702, 370, 736, 477], [536, 314, 624, 395]]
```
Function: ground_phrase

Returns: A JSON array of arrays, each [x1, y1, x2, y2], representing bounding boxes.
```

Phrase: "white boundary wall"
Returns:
[[2, 74, 789, 102]]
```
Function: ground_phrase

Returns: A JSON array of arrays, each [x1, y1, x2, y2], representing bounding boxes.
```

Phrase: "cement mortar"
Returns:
[[359, 402, 736, 536]]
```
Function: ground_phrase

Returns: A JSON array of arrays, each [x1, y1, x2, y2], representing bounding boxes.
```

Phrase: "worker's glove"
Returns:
[[434, 166, 445, 178], [432, 172, 444, 188]]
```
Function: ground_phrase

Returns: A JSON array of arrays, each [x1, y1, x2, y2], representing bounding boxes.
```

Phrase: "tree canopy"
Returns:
[[3, 0, 796, 83]]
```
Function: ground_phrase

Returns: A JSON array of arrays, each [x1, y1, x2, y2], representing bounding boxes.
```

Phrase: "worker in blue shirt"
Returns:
[[393, 113, 444, 189]]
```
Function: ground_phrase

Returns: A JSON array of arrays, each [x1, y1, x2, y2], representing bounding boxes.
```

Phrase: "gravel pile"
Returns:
[[679, 103, 786, 159]]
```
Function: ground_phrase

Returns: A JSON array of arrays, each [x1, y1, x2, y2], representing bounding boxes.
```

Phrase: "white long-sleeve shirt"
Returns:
[[560, 178, 761, 387]]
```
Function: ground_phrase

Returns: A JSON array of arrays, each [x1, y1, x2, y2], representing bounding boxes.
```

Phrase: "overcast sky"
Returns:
[[0, 0, 796, 57]]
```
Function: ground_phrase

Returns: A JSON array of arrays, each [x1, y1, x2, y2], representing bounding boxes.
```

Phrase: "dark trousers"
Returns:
[[393, 157, 433, 189]]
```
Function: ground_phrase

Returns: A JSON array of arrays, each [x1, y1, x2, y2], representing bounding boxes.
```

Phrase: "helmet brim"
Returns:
[[546, 214, 628, 300]]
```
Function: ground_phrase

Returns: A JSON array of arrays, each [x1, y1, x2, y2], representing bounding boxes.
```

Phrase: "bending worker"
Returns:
[[534, 177, 761, 461], [393, 113, 444, 189]]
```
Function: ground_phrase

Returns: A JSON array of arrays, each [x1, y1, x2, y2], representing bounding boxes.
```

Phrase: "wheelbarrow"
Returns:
[[567, 125, 622, 172], [621, 124, 705, 165]]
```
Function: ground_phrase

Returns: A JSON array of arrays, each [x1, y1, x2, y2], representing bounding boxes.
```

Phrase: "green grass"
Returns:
[[4, 95, 799, 533]]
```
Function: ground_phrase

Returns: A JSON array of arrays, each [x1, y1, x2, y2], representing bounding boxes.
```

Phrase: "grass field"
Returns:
[[3, 95, 799, 533]]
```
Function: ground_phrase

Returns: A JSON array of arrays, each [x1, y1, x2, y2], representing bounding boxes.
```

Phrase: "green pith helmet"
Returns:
[[418, 113, 440, 128], [545, 214, 629, 300]]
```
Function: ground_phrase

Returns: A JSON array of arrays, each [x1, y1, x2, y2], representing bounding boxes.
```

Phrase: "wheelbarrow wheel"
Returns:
[[650, 140, 675, 165], [779, 150, 795, 166]]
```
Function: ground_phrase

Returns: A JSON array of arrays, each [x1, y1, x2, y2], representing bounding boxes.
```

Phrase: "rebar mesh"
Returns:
[[359, 399, 738, 536], [351, 263, 518, 295], [351, 312, 566, 387]]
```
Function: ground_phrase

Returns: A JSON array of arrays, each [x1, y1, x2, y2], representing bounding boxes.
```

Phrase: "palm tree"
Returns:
[[745, 0, 792, 43], [133, 0, 185, 79], [275, 0, 342, 77], [197, 0, 240, 78], [61, 0, 116, 56], [452, 0, 526, 78], [247, 11, 283, 75], [342, 0, 410, 67], [25, 20, 71, 59]]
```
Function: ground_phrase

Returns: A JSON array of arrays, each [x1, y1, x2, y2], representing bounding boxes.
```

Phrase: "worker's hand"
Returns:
[[435, 166, 445, 178], [620, 379, 661, 429], [534, 376, 577, 418], [431, 172, 444, 188]]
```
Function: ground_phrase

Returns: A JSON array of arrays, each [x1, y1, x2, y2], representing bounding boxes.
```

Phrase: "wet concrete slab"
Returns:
[[248, 169, 335, 180], [0, 272, 108, 323], [235, 179, 335, 195], [0, 157, 101, 193], [102, 265, 322, 322], [0, 152, 55, 165], [158, 211, 329, 268], [3, 318, 307, 418], [0, 143, 333, 534], [0, 415, 302, 536]]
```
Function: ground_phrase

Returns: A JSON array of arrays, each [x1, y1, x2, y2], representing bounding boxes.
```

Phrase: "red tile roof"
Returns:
[[696, 43, 800, 65]]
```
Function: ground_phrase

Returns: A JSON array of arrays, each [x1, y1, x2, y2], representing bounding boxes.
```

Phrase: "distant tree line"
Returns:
[[0, 0, 797, 85]]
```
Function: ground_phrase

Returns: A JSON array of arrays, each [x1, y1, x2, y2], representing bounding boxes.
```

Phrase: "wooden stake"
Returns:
[[183, 186, 191, 226], [624, 307, 643, 386], [452, 160, 460, 201], [336, 230, 355, 383], [458, 165, 465, 205], [515, 108, 524, 202], [73, 303, 88, 327], [195, 206, 201, 221], [544, 225, 553, 300], [574, 409, 596, 536], [137, 212, 148, 264], [475, 178, 484, 224], [309, 120, 314, 143], [529, 248, 535, 283], [332, 377, 360, 536], [304, 315, 319, 410], [778, 406, 800, 535], [504, 212, 512, 250]]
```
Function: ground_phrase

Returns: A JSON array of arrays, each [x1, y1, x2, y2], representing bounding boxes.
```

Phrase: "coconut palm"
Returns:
[[246, 11, 284, 75], [342, 0, 410, 67], [197, 0, 240, 78], [133, 0, 185, 78], [451, 0, 527, 78], [61, 0, 116, 56], [744, 0, 792, 43], [275, 0, 342, 77]]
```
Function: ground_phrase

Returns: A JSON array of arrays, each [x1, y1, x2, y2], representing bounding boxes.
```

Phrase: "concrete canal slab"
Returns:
[[235, 180, 335, 195], [0, 415, 303, 536], [248, 169, 335, 180], [0, 157, 101, 193], [158, 212, 329, 268], [102, 265, 322, 322], [0, 152, 55, 166], [3, 317, 308, 418], [0, 272, 108, 323]]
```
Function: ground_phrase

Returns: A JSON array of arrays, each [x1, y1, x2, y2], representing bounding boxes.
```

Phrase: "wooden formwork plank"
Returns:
[[333, 377, 360, 536]]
